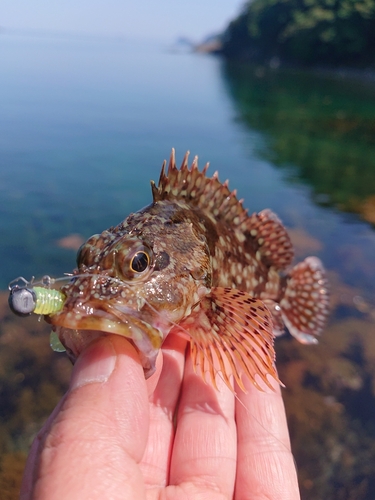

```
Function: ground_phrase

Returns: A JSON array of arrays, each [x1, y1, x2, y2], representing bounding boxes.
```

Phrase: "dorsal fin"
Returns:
[[243, 209, 294, 270], [151, 149, 249, 226]]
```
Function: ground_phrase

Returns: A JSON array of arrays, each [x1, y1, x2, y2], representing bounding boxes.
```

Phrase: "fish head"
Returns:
[[49, 209, 211, 375]]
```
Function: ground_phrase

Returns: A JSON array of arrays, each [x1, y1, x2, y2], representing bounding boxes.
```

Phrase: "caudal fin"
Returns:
[[280, 257, 329, 344]]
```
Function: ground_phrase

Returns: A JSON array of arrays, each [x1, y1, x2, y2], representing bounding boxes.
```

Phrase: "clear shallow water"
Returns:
[[1, 31, 374, 296], [0, 33, 246, 285], [1, 31, 375, 499], [1, 30, 363, 288]]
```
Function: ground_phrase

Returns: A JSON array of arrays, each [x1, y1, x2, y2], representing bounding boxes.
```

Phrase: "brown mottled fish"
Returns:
[[48, 151, 329, 391]]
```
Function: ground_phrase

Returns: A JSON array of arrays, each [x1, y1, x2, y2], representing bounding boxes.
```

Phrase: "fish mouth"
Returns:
[[49, 300, 164, 375]]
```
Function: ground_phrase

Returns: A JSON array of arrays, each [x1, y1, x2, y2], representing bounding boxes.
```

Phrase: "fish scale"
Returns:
[[11, 150, 330, 391]]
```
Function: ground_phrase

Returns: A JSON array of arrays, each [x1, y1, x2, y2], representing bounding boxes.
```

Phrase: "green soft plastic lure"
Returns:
[[8, 276, 66, 316], [8, 276, 67, 353]]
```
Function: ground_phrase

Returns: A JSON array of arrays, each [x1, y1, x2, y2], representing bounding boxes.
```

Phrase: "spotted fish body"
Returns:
[[49, 151, 329, 391]]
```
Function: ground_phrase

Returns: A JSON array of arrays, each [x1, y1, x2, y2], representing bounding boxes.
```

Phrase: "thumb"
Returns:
[[21, 335, 150, 500]]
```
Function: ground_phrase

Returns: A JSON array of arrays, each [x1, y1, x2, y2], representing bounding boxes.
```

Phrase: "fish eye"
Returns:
[[115, 241, 154, 280], [130, 251, 150, 273]]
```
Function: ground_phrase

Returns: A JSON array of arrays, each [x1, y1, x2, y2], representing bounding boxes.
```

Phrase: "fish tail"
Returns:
[[280, 256, 329, 344]]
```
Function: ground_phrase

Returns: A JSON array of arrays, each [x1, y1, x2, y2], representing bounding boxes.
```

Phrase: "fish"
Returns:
[[47, 150, 329, 391]]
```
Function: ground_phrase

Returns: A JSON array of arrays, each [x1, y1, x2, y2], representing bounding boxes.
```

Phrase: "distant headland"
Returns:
[[195, 0, 375, 70]]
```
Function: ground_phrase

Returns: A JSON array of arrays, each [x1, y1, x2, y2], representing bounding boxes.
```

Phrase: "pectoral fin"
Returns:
[[178, 287, 280, 392]]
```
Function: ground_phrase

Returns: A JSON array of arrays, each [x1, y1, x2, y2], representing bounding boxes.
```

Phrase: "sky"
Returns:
[[0, 0, 245, 42]]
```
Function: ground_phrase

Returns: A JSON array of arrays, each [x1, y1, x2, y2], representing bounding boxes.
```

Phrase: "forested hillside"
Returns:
[[221, 0, 375, 66]]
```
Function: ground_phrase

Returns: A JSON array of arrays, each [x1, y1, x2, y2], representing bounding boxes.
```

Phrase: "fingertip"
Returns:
[[69, 336, 116, 390], [69, 335, 146, 390], [108, 334, 142, 361]]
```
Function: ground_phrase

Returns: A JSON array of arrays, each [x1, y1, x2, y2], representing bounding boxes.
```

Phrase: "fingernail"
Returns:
[[70, 337, 116, 391]]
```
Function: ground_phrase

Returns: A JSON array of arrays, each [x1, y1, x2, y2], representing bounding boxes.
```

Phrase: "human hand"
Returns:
[[21, 333, 300, 500]]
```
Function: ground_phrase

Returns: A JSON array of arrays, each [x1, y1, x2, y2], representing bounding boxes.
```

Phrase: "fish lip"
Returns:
[[49, 299, 164, 365], [49, 301, 135, 337]]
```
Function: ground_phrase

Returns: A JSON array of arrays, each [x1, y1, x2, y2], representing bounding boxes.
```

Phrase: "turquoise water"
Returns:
[[1, 31, 375, 499], [1, 32, 374, 296], [0, 33, 249, 285], [0, 33, 342, 285]]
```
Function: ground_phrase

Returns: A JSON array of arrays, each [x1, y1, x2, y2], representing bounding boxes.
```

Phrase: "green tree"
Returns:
[[222, 0, 375, 66]]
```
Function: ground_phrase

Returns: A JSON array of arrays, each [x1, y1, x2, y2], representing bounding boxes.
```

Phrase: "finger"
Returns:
[[235, 376, 300, 500], [168, 348, 237, 499], [140, 333, 187, 488], [21, 335, 150, 500], [145, 350, 164, 396]]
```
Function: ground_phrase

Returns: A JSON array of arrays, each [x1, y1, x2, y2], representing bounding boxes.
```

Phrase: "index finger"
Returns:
[[235, 376, 300, 500]]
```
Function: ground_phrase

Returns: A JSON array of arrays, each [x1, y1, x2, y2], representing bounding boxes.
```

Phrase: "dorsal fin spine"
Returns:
[[168, 148, 177, 174], [158, 160, 166, 186], [181, 150, 189, 171], [152, 150, 249, 227], [191, 156, 198, 171]]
